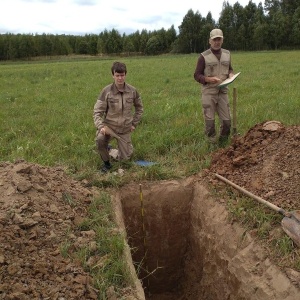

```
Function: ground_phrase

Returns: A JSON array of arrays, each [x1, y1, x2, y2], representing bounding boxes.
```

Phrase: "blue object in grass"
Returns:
[[134, 160, 157, 167]]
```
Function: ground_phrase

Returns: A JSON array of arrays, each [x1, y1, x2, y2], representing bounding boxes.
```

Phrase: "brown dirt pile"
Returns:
[[0, 161, 99, 300], [209, 121, 300, 210]]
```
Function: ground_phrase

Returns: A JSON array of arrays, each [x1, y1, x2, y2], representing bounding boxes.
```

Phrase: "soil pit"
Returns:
[[116, 178, 300, 300]]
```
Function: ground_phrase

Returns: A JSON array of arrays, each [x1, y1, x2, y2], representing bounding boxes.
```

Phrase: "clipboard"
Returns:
[[218, 72, 241, 88]]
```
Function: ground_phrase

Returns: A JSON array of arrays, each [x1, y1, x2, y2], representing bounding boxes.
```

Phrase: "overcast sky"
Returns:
[[0, 0, 264, 35]]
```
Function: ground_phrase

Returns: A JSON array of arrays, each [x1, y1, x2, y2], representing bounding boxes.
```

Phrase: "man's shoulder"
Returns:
[[201, 49, 212, 56], [100, 83, 114, 94], [124, 83, 137, 92], [221, 48, 230, 54]]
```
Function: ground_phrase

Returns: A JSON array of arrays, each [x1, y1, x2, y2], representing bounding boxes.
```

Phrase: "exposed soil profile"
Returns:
[[1, 121, 300, 299], [116, 179, 300, 300]]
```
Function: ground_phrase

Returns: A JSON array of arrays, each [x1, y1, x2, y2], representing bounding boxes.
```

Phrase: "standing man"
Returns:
[[194, 28, 234, 146], [93, 61, 143, 173]]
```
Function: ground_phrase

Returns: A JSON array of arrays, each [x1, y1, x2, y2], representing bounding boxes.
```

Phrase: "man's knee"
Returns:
[[96, 135, 107, 151], [119, 143, 133, 160]]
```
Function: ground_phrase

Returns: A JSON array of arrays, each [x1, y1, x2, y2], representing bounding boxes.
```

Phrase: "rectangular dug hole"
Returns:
[[115, 179, 300, 300], [119, 180, 193, 299]]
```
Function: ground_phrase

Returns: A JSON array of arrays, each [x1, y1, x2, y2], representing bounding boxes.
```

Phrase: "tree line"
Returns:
[[0, 0, 299, 60]]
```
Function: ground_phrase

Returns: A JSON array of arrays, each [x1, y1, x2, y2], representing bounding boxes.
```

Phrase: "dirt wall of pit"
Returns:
[[113, 178, 300, 300], [183, 182, 299, 300]]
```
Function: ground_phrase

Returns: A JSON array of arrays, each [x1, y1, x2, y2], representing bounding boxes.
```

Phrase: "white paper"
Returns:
[[218, 72, 241, 88]]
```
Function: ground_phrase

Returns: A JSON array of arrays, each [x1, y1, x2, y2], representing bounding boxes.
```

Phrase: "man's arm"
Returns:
[[93, 89, 108, 129], [132, 90, 143, 129], [194, 55, 206, 85]]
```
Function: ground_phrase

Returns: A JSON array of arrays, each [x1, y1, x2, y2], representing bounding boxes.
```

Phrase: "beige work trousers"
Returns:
[[201, 90, 231, 137], [96, 130, 133, 161]]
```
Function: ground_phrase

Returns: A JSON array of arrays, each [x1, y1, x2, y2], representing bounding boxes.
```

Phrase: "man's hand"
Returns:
[[206, 76, 221, 83], [100, 127, 106, 135]]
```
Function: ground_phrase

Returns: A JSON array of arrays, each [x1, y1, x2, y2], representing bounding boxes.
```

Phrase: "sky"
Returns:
[[0, 0, 264, 36]]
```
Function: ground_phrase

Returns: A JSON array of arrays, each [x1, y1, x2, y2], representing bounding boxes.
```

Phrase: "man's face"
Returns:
[[113, 72, 126, 86], [209, 37, 223, 50]]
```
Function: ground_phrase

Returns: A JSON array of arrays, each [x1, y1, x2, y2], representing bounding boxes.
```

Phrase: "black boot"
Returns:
[[101, 161, 112, 173]]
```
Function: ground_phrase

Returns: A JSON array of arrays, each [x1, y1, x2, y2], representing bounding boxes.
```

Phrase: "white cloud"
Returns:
[[0, 0, 264, 35]]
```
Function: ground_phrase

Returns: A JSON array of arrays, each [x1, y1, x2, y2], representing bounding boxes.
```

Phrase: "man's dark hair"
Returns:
[[111, 62, 127, 75]]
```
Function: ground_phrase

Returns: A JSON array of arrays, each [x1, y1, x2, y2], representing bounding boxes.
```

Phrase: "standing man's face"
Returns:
[[113, 72, 126, 88], [209, 37, 223, 50]]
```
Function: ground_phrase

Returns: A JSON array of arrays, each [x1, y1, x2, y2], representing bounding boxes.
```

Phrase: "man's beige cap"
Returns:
[[210, 29, 223, 39]]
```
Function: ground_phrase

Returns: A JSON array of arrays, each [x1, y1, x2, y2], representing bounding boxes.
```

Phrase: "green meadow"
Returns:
[[1, 51, 299, 184], [1, 52, 299, 297]]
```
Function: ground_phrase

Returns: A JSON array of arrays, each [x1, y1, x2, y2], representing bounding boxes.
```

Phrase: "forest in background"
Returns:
[[1, 0, 300, 60]]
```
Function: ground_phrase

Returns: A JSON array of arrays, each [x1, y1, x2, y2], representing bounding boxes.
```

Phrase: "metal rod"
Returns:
[[233, 87, 237, 135], [139, 184, 149, 293], [140, 184, 146, 251]]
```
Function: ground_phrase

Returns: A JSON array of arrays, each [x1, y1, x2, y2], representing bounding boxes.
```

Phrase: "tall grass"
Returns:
[[1, 52, 299, 183]]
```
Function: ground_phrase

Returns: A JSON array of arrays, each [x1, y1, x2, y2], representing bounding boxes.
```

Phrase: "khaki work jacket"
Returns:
[[93, 83, 143, 134]]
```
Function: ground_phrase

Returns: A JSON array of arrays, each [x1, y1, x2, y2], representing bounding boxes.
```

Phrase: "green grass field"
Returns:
[[1, 52, 299, 297], [1, 51, 299, 185]]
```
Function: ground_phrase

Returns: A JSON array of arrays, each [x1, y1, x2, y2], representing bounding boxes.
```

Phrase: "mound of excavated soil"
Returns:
[[0, 161, 99, 300], [209, 121, 300, 210]]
